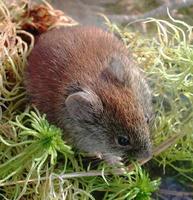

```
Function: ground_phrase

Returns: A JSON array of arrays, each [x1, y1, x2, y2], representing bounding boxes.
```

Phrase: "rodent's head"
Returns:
[[64, 86, 152, 164], [63, 54, 153, 164]]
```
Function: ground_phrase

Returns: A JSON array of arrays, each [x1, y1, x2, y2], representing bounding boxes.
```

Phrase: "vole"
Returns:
[[25, 26, 153, 165]]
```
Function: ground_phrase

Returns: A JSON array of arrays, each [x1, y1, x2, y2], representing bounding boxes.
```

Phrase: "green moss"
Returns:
[[105, 14, 193, 182], [1, 0, 193, 199]]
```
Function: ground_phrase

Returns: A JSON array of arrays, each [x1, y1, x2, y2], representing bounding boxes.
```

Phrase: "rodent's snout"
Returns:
[[122, 134, 152, 161], [133, 143, 152, 160], [123, 148, 152, 163], [137, 148, 152, 159]]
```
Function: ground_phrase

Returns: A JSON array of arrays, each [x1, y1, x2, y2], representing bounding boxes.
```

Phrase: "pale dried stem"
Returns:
[[0, 131, 187, 187]]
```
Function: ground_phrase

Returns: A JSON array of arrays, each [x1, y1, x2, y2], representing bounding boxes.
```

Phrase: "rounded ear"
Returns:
[[107, 54, 141, 85], [65, 90, 103, 121]]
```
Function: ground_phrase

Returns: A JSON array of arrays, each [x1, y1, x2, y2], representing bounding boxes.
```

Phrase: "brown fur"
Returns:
[[25, 26, 152, 163]]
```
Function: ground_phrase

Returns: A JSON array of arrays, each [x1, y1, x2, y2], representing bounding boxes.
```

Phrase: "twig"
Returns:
[[0, 131, 187, 187], [128, 131, 187, 170], [0, 171, 115, 187], [108, 0, 193, 24]]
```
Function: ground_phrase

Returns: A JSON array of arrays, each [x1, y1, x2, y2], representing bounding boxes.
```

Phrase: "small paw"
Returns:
[[113, 167, 127, 175], [103, 155, 123, 166]]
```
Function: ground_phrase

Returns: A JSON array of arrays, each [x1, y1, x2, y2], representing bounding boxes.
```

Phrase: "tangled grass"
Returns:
[[105, 12, 193, 182], [0, 0, 192, 199]]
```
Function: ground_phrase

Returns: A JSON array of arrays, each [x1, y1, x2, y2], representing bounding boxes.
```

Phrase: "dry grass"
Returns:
[[0, 1, 192, 199]]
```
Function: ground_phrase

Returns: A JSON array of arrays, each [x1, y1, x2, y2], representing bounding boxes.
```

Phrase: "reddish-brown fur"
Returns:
[[25, 26, 152, 162], [27, 27, 142, 125]]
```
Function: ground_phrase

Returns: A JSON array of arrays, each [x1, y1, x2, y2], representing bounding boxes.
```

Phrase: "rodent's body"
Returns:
[[25, 26, 152, 164]]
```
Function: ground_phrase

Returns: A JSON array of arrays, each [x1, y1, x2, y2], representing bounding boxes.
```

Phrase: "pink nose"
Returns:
[[136, 148, 152, 159]]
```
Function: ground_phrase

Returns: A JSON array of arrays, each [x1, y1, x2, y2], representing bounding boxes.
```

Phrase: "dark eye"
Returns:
[[117, 136, 130, 146]]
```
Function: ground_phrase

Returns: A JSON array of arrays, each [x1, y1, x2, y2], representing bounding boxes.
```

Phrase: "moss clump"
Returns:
[[105, 13, 193, 182], [0, 0, 192, 199], [0, 1, 160, 199], [0, 108, 160, 199]]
